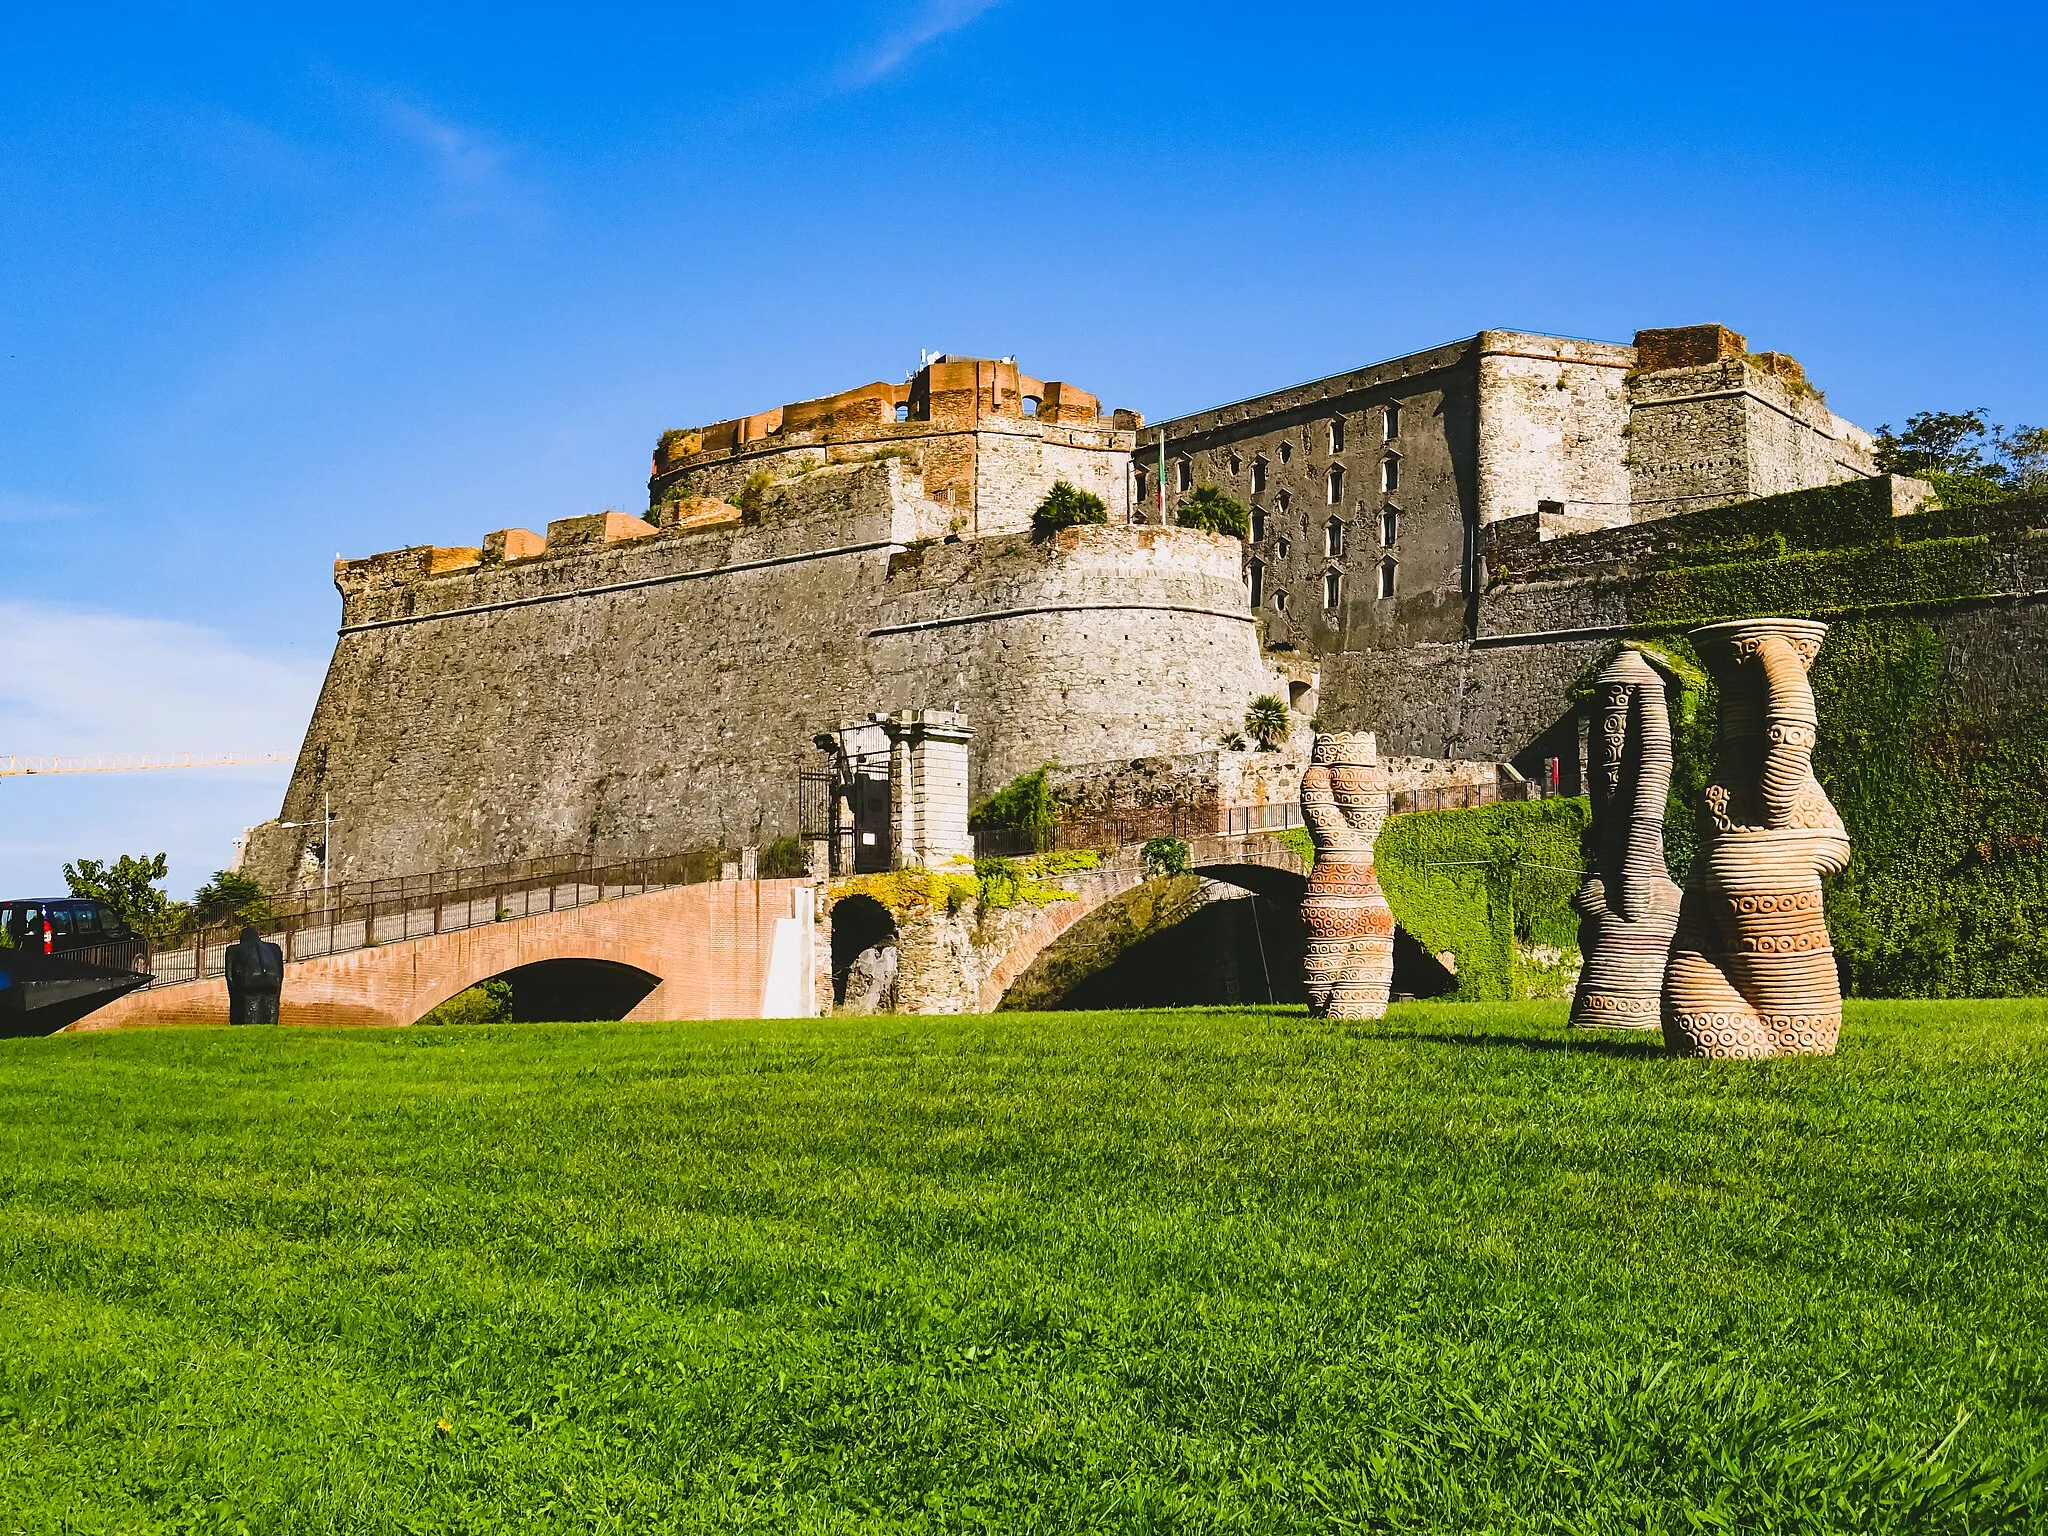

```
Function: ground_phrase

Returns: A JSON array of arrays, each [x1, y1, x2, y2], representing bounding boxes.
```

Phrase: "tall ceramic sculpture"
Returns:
[[1662, 618, 1850, 1058], [1299, 732, 1396, 1019], [1570, 649, 1683, 1030]]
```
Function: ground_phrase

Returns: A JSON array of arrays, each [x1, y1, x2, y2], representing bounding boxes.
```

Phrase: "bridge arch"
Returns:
[[973, 835, 1312, 1012]]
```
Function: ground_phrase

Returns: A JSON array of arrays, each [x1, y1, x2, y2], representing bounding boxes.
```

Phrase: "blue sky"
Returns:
[[3, 1, 2044, 897]]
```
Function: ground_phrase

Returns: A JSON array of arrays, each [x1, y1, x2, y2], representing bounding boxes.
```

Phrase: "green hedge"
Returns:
[[1373, 798, 1589, 1002], [1633, 537, 1995, 625]]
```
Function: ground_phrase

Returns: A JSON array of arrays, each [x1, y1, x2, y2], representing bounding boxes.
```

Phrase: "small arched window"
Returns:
[[1327, 466, 1344, 504], [1229, 451, 1243, 476], [1274, 589, 1288, 613], [1279, 442, 1293, 463], [1275, 489, 1291, 514], [1022, 395, 1040, 417], [1383, 401, 1401, 441], [1248, 559, 1264, 608], [895, 401, 911, 422], [1324, 570, 1342, 610], [1378, 557, 1398, 599], [1381, 453, 1400, 494], [1329, 416, 1345, 454], [1325, 517, 1345, 558], [1251, 456, 1268, 494], [1250, 509, 1266, 543], [1175, 457, 1193, 493], [1381, 507, 1399, 547]]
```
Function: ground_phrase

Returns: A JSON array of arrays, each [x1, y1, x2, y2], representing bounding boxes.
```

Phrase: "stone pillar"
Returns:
[[881, 710, 974, 869]]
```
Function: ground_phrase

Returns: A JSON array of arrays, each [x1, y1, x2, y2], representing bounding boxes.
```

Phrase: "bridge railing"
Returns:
[[971, 800, 1304, 859], [142, 848, 734, 988]]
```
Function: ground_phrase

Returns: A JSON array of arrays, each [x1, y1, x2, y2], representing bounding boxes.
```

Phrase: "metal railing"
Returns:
[[142, 848, 734, 988], [971, 800, 1304, 859]]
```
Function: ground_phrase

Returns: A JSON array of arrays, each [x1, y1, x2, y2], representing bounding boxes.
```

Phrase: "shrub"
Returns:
[[734, 469, 774, 520], [1244, 695, 1289, 751], [1176, 485, 1250, 540], [192, 871, 274, 933], [416, 979, 513, 1027], [759, 836, 807, 878], [970, 766, 1058, 850], [1031, 481, 1108, 542], [1141, 837, 1191, 879], [1374, 798, 1589, 1001]]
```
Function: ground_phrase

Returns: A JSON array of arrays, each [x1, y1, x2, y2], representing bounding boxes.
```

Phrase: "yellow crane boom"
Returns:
[[0, 752, 291, 778]]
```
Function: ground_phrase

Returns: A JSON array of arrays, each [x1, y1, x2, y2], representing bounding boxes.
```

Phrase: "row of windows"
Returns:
[[1247, 559, 1398, 611], [1249, 508, 1399, 552], [1181, 455, 1400, 500]]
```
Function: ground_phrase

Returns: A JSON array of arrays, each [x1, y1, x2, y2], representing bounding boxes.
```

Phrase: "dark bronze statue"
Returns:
[[225, 926, 284, 1025]]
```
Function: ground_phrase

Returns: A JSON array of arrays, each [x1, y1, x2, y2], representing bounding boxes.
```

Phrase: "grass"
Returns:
[[2, 1000, 2045, 1532]]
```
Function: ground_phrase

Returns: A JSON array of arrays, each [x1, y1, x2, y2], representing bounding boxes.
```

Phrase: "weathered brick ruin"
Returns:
[[244, 328, 2041, 923]]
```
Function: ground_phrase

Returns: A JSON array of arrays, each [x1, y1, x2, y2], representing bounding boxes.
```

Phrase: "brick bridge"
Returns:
[[968, 830, 1309, 1010], [78, 880, 817, 1031]]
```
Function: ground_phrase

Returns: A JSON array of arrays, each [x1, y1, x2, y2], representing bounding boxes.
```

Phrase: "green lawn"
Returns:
[[2, 1002, 2045, 1533]]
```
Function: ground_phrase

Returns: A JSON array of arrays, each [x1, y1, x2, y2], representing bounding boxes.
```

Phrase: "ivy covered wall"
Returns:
[[1335, 481, 2048, 1003]]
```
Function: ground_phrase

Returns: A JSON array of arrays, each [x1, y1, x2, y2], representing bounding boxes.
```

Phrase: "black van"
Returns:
[[0, 899, 149, 974]]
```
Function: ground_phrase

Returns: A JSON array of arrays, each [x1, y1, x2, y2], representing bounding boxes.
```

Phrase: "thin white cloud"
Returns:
[[845, 0, 1005, 86], [0, 601, 318, 758], [0, 490, 90, 524], [379, 97, 505, 186], [0, 603, 321, 898]]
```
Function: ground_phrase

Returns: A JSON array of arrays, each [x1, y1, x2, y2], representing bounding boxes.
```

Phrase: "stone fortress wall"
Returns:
[[242, 403, 1273, 889], [246, 326, 1935, 896]]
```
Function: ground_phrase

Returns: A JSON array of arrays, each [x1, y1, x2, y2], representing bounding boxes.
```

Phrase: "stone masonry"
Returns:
[[244, 328, 1906, 898]]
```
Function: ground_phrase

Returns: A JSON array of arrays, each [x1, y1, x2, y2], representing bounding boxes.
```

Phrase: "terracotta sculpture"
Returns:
[[1570, 650, 1683, 1030], [1662, 618, 1849, 1058], [1299, 732, 1395, 1019]]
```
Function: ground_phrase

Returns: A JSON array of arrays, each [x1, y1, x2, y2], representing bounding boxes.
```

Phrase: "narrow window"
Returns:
[[1326, 465, 1344, 504], [1275, 489, 1291, 514], [1329, 416, 1345, 454], [1250, 509, 1266, 543], [1384, 401, 1401, 441], [1381, 507, 1399, 546], [1381, 453, 1400, 494], [1279, 442, 1293, 463], [1274, 589, 1288, 613], [1251, 456, 1267, 493], [1248, 559, 1264, 608], [1229, 451, 1243, 476], [1326, 517, 1345, 558], [1175, 457, 1192, 493], [1135, 467, 1148, 504], [1378, 558, 1397, 599], [1276, 535, 1291, 560], [1538, 498, 1564, 518], [1324, 569, 1341, 610]]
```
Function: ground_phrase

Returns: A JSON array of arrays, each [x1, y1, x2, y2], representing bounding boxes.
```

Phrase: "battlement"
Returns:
[[652, 355, 1142, 480]]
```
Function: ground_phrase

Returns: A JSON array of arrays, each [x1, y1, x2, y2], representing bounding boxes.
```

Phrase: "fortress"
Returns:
[[243, 324, 2042, 944]]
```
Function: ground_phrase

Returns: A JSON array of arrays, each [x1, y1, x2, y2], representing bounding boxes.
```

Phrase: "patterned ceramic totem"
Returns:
[[1662, 618, 1850, 1058], [1570, 649, 1684, 1030], [1299, 732, 1396, 1019]]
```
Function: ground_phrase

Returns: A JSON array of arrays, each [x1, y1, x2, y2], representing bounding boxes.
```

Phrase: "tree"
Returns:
[[1874, 409, 2047, 506], [192, 870, 275, 932], [1176, 485, 1250, 540], [63, 853, 186, 944], [1245, 694, 1290, 751], [1031, 480, 1108, 541]]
